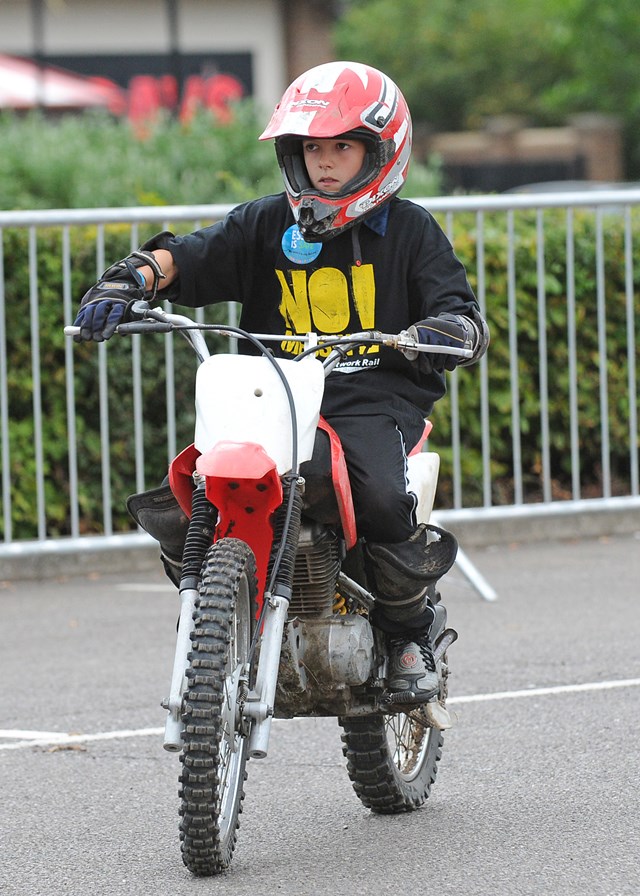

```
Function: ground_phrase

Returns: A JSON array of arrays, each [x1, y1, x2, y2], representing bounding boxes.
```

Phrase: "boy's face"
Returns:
[[302, 137, 367, 194]]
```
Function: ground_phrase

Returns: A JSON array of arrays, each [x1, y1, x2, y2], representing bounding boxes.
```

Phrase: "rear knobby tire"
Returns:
[[178, 538, 258, 876], [339, 709, 444, 814]]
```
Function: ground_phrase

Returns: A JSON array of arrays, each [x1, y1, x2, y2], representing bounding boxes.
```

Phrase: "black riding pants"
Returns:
[[303, 413, 418, 545]]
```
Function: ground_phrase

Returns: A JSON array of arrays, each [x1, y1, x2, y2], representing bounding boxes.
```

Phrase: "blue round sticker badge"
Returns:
[[281, 225, 322, 264]]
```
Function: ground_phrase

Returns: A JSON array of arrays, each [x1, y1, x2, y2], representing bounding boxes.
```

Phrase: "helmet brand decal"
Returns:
[[353, 176, 402, 213], [281, 225, 323, 264], [290, 99, 329, 108]]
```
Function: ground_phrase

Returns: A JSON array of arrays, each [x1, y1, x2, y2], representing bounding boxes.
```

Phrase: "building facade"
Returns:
[[0, 0, 338, 115]]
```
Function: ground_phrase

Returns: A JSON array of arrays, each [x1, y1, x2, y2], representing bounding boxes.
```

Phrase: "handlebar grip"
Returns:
[[116, 321, 173, 334], [63, 322, 173, 337]]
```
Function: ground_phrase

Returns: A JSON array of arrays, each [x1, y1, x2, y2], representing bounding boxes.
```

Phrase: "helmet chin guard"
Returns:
[[260, 62, 412, 241]]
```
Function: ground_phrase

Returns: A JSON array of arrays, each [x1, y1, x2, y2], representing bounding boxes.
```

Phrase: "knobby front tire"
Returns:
[[178, 538, 258, 876]]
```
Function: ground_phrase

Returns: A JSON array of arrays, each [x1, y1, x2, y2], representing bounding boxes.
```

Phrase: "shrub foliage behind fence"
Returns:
[[1, 200, 638, 541]]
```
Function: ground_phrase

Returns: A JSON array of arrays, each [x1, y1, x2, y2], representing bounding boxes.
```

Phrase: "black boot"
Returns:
[[375, 588, 440, 703], [365, 523, 457, 600], [365, 524, 457, 704], [387, 629, 439, 702], [126, 483, 189, 587]]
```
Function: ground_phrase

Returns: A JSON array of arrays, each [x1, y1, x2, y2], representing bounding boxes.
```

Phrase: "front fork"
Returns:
[[163, 586, 199, 752], [243, 588, 290, 758], [163, 478, 217, 752], [162, 476, 303, 759], [244, 476, 303, 758], [162, 584, 291, 756]]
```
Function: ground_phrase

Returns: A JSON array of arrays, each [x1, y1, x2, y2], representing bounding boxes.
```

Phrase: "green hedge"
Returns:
[[1, 222, 239, 539], [1, 106, 638, 536], [431, 206, 639, 507], [0, 106, 282, 209], [0, 106, 442, 210], [2, 204, 637, 539]]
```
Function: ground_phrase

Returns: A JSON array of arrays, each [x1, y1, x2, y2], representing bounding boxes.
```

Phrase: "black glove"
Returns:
[[404, 313, 479, 373], [73, 251, 165, 343]]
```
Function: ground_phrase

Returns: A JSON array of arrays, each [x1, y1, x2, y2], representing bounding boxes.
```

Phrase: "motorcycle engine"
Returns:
[[289, 521, 342, 618], [276, 520, 378, 714]]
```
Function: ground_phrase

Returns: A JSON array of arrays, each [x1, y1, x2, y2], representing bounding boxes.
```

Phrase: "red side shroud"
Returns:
[[408, 419, 433, 456], [316, 417, 357, 550], [168, 443, 200, 516]]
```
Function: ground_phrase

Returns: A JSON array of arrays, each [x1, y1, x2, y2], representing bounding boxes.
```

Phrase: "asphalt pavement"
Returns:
[[1, 530, 639, 896]]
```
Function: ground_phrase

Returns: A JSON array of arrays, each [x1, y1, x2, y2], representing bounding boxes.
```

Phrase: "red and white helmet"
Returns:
[[259, 61, 412, 241]]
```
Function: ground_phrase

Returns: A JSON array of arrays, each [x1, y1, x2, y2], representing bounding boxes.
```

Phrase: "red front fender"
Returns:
[[198, 442, 283, 606], [168, 441, 283, 608]]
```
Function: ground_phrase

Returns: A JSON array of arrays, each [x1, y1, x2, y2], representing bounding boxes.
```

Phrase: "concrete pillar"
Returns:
[[570, 114, 623, 181]]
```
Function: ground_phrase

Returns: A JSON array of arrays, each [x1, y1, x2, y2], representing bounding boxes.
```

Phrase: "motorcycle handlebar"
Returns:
[[64, 306, 474, 360]]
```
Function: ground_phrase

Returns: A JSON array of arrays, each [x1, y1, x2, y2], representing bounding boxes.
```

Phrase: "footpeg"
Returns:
[[380, 688, 439, 708]]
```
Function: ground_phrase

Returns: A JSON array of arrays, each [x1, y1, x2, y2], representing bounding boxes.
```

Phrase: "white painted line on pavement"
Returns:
[[1, 730, 72, 739], [115, 583, 175, 592], [448, 677, 640, 704], [0, 727, 163, 751], [2, 677, 639, 752]]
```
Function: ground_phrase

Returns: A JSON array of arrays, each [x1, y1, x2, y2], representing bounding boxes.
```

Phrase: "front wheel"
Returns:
[[338, 708, 444, 813], [178, 538, 258, 876]]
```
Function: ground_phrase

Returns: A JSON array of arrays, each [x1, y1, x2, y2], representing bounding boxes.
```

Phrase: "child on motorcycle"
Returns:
[[73, 61, 489, 706]]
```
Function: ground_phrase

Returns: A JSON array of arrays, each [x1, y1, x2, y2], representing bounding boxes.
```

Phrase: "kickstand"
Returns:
[[431, 514, 498, 602]]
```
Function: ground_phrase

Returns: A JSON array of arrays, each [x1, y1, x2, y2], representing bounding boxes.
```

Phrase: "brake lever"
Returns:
[[391, 331, 474, 359]]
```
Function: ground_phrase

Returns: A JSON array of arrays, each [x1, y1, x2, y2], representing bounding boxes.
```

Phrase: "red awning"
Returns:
[[0, 54, 125, 112]]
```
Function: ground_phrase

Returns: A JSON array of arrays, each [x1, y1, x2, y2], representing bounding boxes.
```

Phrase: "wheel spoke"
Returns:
[[385, 711, 430, 775]]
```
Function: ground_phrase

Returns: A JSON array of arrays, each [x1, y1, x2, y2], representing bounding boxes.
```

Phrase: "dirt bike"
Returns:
[[66, 301, 470, 876]]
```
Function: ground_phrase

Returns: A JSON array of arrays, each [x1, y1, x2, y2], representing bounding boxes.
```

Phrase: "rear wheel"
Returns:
[[340, 631, 451, 815], [340, 602, 452, 813], [339, 708, 444, 813], [178, 538, 258, 875]]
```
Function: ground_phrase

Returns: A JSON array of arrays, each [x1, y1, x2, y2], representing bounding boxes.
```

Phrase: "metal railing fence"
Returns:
[[0, 190, 639, 558]]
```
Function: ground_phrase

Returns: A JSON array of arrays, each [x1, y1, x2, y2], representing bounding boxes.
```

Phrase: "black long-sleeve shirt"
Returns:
[[159, 192, 480, 450]]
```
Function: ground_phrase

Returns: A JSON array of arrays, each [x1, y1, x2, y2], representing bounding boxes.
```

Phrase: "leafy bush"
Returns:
[[1, 110, 637, 537], [0, 105, 442, 210], [1, 221, 237, 538], [431, 206, 640, 507], [0, 105, 280, 209]]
